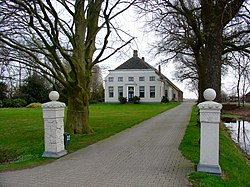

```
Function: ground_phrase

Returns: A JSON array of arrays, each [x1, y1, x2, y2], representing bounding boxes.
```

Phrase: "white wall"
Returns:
[[104, 69, 163, 103]]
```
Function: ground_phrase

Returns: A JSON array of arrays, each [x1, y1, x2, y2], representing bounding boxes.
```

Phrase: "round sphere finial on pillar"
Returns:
[[203, 88, 216, 101], [49, 91, 60, 101]]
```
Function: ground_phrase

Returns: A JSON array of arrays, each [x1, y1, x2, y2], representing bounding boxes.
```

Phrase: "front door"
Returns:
[[128, 86, 134, 102]]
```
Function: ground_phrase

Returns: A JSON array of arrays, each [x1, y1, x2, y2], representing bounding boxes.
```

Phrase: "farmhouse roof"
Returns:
[[115, 50, 152, 70]]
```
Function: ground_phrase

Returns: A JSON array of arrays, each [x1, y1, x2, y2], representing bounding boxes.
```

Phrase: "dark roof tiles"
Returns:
[[115, 57, 152, 70]]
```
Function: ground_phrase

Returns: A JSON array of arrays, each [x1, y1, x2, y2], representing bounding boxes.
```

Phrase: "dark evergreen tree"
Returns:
[[17, 74, 51, 104], [0, 82, 7, 100]]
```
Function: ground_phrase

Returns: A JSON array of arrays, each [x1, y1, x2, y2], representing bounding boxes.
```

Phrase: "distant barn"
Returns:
[[245, 92, 250, 102]]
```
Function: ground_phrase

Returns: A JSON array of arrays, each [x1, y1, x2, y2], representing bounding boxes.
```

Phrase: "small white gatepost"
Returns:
[[197, 88, 222, 175], [42, 91, 67, 158]]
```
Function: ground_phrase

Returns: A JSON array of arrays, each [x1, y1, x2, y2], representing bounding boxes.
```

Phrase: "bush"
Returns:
[[2, 98, 13, 107], [17, 73, 51, 104], [26, 103, 42, 108], [132, 96, 140, 104], [2, 98, 27, 108], [0, 100, 3, 108], [161, 96, 169, 103], [12, 98, 27, 107], [119, 96, 127, 104]]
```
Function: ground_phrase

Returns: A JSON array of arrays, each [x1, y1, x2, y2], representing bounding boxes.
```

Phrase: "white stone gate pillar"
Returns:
[[42, 91, 67, 158], [197, 88, 222, 175]]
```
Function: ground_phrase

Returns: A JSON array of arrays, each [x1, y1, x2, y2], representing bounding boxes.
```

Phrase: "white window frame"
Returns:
[[118, 86, 123, 97], [139, 86, 145, 98], [108, 86, 114, 98], [118, 77, 123, 82], [128, 77, 134, 82], [149, 76, 155, 81], [150, 86, 155, 98], [139, 77, 145, 81], [108, 77, 114, 82]]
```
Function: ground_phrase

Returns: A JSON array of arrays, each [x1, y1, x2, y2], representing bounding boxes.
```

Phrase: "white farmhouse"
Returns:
[[104, 50, 183, 103]]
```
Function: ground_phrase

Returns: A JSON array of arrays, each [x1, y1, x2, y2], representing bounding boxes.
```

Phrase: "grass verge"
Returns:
[[179, 106, 250, 187], [0, 102, 179, 171]]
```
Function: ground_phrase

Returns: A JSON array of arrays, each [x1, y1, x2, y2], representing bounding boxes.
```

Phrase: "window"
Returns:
[[118, 77, 123, 82], [139, 86, 145, 98], [149, 76, 155, 81], [165, 90, 168, 98], [139, 77, 145, 81], [118, 86, 123, 97], [108, 86, 114, 98], [128, 77, 134, 82], [108, 77, 114, 82], [173, 93, 176, 99], [150, 86, 155, 98]]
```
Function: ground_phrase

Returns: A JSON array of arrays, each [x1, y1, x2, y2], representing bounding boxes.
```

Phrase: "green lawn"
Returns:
[[0, 102, 179, 171], [179, 106, 250, 187]]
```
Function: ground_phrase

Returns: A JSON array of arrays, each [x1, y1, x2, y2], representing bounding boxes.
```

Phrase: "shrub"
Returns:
[[0, 100, 3, 108], [2, 98, 27, 108], [12, 98, 27, 107], [26, 103, 42, 108], [2, 98, 13, 107], [18, 73, 51, 104], [132, 96, 140, 104], [171, 98, 177, 102], [119, 96, 127, 104], [161, 96, 169, 103]]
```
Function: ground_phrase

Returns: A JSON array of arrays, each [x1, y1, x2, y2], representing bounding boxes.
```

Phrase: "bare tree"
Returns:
[[138, 0, 250, 102], [0, 0, 136, 134], [0, 43, 28, 97], [229, 52, 250, 106], [90, 65, 104, 102]]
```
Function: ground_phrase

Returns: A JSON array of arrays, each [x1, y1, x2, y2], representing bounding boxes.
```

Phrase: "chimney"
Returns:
[[158, 65, 161, 75], [142, 57, 145, 61], [133, 50, 138, 57]]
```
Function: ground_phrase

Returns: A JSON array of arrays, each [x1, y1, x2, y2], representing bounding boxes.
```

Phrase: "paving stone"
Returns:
[[0, 102, 194, 187]]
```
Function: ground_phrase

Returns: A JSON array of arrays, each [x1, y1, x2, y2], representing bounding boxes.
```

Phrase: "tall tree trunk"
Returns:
[[65, 82, 94, 134], [66, 96, 93, 134], [198, 69, 206, 103], [64, 0, 102, 134], [236, 73, 241, 107], [242, 74, 246, 107], [200, 0, 244, 102], [194, 48, 205, 103], [201, 1, 223, 102], [202, 28, 223, 102]]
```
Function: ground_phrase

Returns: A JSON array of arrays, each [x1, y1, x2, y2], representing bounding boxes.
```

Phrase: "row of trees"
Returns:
[[231, 54, 250, 106], [0, 0, 249, 134], [0, 65, 104, 107], [0, 73, 51, 107]]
